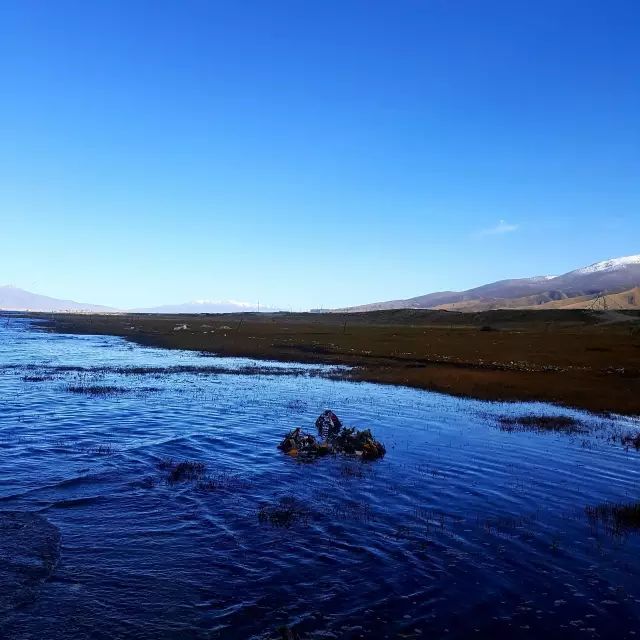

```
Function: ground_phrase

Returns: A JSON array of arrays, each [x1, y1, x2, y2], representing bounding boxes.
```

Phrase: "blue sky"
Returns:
[[1, 1, 638, 310]]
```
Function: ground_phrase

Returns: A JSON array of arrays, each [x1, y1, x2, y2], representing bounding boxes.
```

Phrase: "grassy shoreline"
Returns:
[[32, 308, 640, 416]]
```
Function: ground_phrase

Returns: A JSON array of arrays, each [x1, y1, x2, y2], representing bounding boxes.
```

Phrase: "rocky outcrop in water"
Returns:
[[0, 511, 61, 614], [278, 411, 385, 460]]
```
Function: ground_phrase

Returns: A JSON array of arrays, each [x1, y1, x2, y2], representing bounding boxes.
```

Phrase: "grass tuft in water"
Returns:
[[498, 415, 583, 434], [276, 626, 303, 640], [66, 385, 126, 396], [157, 459, 207, 483], [22, 374, 53, 382], [196, 473, 248, 492], [340, 464, 366, 479], [88, 443, 118, 456], [258, 497, 310, 528], [620, 432, 640, 450], [586, 502, 640, 535]]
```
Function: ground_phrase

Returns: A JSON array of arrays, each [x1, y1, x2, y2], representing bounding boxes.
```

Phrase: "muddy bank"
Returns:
[[0, 511, 61, 614], [34, 309, 640, 415]]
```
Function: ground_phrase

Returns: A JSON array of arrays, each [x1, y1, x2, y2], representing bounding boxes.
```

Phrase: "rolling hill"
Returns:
[[337, 255, 640, 312]]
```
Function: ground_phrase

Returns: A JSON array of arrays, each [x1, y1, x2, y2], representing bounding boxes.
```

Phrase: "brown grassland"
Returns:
[[38, 309, 640, 416]]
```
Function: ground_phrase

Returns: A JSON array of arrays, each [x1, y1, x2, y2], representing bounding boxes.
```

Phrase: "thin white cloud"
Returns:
[[479, 220, 519, 236]]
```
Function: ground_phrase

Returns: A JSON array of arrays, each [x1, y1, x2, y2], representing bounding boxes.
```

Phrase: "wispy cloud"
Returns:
[[479, 220, 519, 236]]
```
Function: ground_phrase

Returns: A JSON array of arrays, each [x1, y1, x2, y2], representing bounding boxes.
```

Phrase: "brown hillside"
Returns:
[[433, 287, 640, 312]]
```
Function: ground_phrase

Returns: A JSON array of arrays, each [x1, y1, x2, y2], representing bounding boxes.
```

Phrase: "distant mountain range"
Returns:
[[3, 254, 640, 314], [0, 286, 276, 314], [333, 254, 640, 313], [0, 285, 117, 313], [132, 300, 278, 314]]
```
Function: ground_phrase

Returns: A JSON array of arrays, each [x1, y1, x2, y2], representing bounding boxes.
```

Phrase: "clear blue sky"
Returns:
[[1, 1, 638, 310]]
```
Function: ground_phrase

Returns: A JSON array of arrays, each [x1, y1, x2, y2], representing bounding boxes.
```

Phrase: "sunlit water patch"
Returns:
[[1, 313, 640, 639]]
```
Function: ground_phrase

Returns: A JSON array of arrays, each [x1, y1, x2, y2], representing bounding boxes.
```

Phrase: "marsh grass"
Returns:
[[44, 363, 333, 378], [602, 427, 640, 450], [586, 502, 640, 536], [276, 626, 302, 640], [326, 501, 375, 523], [49, 440, 119, 456], [88, 443, 118, 455], [498, 415, 584, 434], [339, 464, 366, 479], [66, 383, 161, 396], [66, 385, 127, 396], [196, 473, 249, 492], [157, 459, 207, 483], [22, 374, 54, 382], [257, 496, 310, 528], [620, 432, 640, 450]]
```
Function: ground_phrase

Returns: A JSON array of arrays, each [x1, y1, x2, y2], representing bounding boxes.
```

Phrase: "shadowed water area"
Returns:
[[1, 314, 640, 639]]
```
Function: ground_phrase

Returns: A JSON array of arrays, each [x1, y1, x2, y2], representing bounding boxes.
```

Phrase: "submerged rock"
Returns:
[[0, 511, 61, 614], [278, 411, 385, 461]]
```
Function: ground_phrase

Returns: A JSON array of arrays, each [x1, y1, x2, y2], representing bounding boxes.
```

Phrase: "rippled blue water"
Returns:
[[1, 314, 640, 639]]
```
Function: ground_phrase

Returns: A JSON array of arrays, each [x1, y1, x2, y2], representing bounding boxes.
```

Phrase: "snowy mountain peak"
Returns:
[[573, 255, 640, 275], [192, 299, 256, 308]]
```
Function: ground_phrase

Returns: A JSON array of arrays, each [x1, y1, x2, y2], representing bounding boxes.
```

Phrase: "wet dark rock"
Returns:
[[315, 410, 342, 437], [278, 412, 385, 461], [332, 426, 386, 460], [277, 427, 328, 457], [0, 511, 61, 614]]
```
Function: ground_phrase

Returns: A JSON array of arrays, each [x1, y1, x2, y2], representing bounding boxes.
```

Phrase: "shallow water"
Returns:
[[1, 313, 640, 639]]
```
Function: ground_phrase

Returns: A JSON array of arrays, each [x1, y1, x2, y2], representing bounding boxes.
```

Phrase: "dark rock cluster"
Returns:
[[278, 411, 385, 461]]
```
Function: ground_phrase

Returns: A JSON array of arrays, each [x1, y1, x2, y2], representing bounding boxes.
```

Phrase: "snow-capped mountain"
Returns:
[[548, 254, 640, 298], [337, 254, 640, 312], [132, 300, 279, 314], [570, 255, 640, 275]]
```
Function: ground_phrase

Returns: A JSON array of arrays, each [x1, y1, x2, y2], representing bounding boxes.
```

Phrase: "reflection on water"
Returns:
[[1, 313, 640, 639]]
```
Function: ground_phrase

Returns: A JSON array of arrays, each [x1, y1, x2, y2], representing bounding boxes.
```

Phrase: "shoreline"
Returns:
[[29, 309, 640, 416]]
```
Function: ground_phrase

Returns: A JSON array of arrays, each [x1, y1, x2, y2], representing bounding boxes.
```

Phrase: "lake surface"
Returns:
[[1, 314, 640, 639]]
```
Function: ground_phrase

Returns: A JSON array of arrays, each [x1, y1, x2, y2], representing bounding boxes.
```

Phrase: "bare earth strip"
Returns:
[[33, 309, 640, 416]]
